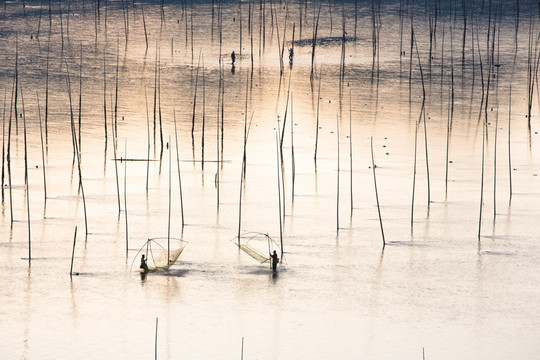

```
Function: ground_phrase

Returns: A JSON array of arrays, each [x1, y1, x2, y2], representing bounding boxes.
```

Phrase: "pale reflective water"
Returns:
[[1, 1, 540, 359]]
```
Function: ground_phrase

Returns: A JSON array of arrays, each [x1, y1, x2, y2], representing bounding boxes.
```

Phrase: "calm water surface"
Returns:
[[1, 1, 539, 359]]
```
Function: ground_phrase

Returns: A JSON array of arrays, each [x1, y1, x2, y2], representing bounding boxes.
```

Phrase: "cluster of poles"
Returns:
[[1, 0, 539, 270]]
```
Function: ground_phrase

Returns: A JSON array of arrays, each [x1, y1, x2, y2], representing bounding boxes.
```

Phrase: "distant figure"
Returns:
[[270, 250, 279, 271], [140, 254, 149, 272], [231, 51, 236, 65], [289, 47, 294, 64]]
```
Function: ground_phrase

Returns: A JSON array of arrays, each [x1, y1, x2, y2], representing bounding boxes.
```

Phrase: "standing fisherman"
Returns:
[[270, 250, 279, 271]]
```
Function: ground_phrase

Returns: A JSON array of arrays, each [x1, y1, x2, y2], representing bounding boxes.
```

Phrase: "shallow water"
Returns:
[[1, 1, 540, 359]]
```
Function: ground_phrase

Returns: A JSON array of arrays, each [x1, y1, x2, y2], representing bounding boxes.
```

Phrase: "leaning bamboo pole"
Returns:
[[66, 63, 89, 236], [371, 137, 385, 248], [174, 112, 185, 227], [36, 93, 47, 207], [70, 227, 77, 277], [7, 75, 15, 225]]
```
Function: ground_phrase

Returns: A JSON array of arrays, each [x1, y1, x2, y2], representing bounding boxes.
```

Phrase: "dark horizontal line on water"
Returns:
[[112, 158, 158, 162], [112, 158, 232, 163]]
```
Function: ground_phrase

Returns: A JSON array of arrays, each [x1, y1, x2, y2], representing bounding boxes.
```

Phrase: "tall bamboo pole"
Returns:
[[21, 87, 31, 262], [371, 137, 385, 248]]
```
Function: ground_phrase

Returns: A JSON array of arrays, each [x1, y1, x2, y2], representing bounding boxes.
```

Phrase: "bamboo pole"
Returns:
[[310, 3, 322, 82], [191, 53, 201, 154], [174, 112, 185, 227], [124, 141, 128, 253], [141, 2, 148, 51], [111, 93, 121, 215], [336, 114, 340, 231], [154, 317, 159, 360], [21, 87, 31, 262], [291, 94, 295, 201], [37, 92, 47, 208], [202, 59, 206, 169], [70, 227, 78, 276], [45, 35, 50, 145], [314, 66, 321, 164], [216, 62, 222, 211], [7, 75, 14, 225], [66, 63, 89, 236], [370, 137, 385, 248], [103, 48, 108, 149], [275, 132, 283, 259], [349, 91, 353, 216], [167, 135, 171, 261], [145, 85, 150, 195], [1, 89, 5, 203]]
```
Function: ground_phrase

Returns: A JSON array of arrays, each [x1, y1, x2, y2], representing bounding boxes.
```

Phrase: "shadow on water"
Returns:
[[292, 36, 356, 47]]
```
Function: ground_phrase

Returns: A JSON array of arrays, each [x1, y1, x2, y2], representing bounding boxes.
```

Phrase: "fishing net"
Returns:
[[133, 238, 187, 272], [234, 232, 281, 264]]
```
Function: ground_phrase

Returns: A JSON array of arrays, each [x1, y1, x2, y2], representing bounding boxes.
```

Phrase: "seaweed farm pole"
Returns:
[[70, 227, 77, 277], [114, 40, 120, 144], [478, 110, 486, 240], [239, 0, 242, 57], [22, 88, 31, 262], [167, 135, 171, 261], [310, 3, 322, 82], [111, 95, 121, 215], [141, 2, 148, 51], [7, 77, 14, 224], [237, 72, 251, 242], [291, 94, 295, 200], [413, 30, 430, 206], [124, 141, 129, 253], [371, 137, 385, 248], [349, 91, 353, 216], [411, 117, 419, 227], [336, 114, 340, 231], [158, 48, 164, 157], [37, 93, 47, 207], [202, 60, 206, 168], [14, 34, 19, 133], [191, 54, 201, 153], [508, 76, 513, 199], [66, 64, 89, 236], [174, 112, 185, 227], [275, 132, 283, 258], [1, 89, 5, 203], [216, 63, 222, 211], [153, 40, 158, 152], [45, 36, 50, 145], [145, 85, 150, 195], [154, 317, 159, 360], [240, 337, 244, 360], [314, 67, 321, 164], [78, 45, 83, 151], [103, 49, 108, 149]]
